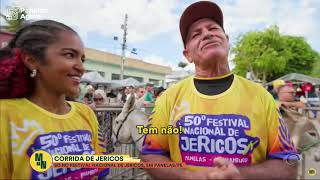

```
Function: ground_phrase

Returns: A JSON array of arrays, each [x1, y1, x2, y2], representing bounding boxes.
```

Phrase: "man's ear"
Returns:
[[21, 51, 38, 71], [183, 49, 193, 63], [226, 34, 230, 51]]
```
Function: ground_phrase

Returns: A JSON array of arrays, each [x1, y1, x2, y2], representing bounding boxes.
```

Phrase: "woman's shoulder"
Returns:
[[69, 101, 91, 110], [0, 99, 27, 115], [0, 98, 26, 106], [69, 101, 98, 119]]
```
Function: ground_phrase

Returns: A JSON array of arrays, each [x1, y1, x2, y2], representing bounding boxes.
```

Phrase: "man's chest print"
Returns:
[[176, 114, 260, 167]]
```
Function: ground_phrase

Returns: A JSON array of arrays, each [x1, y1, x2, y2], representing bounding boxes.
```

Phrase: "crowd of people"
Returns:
[[80, 83, 166, 111]]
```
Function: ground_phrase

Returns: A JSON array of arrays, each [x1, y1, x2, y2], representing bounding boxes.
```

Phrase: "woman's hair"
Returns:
[[93, 89, 107, 102], [0, 20, 77, 99]]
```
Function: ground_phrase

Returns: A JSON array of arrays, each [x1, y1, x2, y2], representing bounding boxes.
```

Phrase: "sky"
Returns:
[[1, 0, 320, 71]]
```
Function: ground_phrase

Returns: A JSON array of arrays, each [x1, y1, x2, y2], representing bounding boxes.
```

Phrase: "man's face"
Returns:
[[146, 85, 153, 92], [128, 86, 134, 93], [137, 88, 145, 98], [183, 18, 229, 67], [88, 88, 94, 94], [124, 87, 129, 94], [278, 86, 296, 102]]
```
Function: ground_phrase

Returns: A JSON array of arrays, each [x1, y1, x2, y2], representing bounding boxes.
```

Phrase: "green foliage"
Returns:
[[0, 7, 27, 33], [279, 36, 319, 79], [232, 25, 319, 82], [311, 54, 320, 78]]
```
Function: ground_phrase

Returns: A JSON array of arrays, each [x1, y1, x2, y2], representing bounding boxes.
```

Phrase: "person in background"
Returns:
[[121, 87, 128, 103], [143, 83, 155, 115], [272, 79, 286, 99], [116, 88, 123, 103], [83, 84, 94, 104], [277, 84, 306, 110], [144, 83, 154, 106], [135, 87, 146, 109], [136, 87, 146, 99], [154, 86, 166, 99], [75, 83, 87, 102], [89, 89, 108, 110], [126, 85, 137, 101], [106, 89, 118, 104], [0, 20, 108, 179], [107, 89, 117, 98]]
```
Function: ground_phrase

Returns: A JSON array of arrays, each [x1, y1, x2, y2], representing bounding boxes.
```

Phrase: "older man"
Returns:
[[277, 85, 306, 110], [140, 1, 298, 179]]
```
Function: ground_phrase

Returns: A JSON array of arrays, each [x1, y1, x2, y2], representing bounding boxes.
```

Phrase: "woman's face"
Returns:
[[93, 94, 104, 105], [34, 30, 85, 97]]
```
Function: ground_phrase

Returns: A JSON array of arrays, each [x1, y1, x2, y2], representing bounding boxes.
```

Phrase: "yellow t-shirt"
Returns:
[[0, 98, 109, 179], [141, 75, 298, 170]]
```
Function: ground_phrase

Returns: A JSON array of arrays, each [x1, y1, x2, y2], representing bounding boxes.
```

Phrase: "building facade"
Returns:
[[0, 31, 172, 87], [85, 48, 171, 86]]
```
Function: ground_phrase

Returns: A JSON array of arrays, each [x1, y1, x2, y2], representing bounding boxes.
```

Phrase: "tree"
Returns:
[[0, 7, 27, 33], [178, 61, 188, 68], [311, 56, 320, 78], [278, 36, 319, 80], [232, 25, 319, 82]]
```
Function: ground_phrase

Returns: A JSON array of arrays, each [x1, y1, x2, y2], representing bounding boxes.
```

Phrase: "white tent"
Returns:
[[166, 69, 191, 80], [277, 73, 320, 85], [165, 68, 194, 87], [266, 73, 320, 86], [81, 71, 111, 84], [111, 77, 146, 88]]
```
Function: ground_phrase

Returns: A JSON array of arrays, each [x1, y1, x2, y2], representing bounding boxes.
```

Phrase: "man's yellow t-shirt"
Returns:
[[0, 98, 109, 179], [142, 75, 298, 170]]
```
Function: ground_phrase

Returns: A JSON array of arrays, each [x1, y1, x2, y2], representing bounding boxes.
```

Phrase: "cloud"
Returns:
[[4, 0, 319, 69], [9, 0, 179, 43], [142, 54, 175, 68], [223, 0, 274, 34], [274, 0, 319, 48], [221, 0, 320, 50]]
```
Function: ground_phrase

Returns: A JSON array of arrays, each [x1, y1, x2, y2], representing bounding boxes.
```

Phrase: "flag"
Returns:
[[131, 48, 137, 55]]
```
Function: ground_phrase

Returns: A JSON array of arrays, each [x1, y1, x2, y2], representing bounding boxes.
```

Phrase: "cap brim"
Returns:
[[180, 1, 224, 46]]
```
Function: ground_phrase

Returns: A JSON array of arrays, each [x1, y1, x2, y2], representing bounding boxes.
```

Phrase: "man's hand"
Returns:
[[209, 157, 243, 179], [280, 101, 306, 109], [184, 157, 242, 180]]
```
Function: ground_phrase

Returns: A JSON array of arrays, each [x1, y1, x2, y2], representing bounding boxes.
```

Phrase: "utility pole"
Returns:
[[120, 14, 128, 80]]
